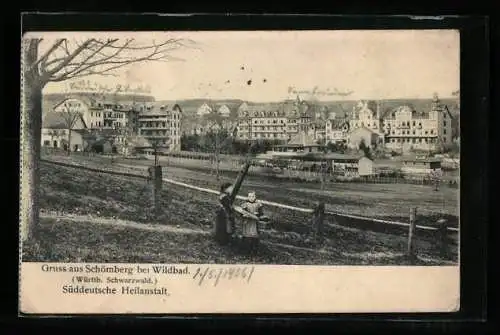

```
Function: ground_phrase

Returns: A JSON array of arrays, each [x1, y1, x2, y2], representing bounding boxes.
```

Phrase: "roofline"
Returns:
[[52, 97, 92, 110]]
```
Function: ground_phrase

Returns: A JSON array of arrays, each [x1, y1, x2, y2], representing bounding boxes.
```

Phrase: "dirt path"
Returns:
[[40, 211, 211, 235], [39, 211, 340, 256]]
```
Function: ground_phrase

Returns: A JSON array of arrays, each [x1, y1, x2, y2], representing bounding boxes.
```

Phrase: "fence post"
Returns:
[[148, 165, 163, 219], [313, 201, 325, 241], [407, 207, 418, 258], [437, 218, 451, 258]]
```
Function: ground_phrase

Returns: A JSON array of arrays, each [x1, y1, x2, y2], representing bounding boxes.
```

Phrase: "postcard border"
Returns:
[[15, 13, 489, 322]]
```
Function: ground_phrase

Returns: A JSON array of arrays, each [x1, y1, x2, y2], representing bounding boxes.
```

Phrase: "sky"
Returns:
[[32, 30, 460, 102]]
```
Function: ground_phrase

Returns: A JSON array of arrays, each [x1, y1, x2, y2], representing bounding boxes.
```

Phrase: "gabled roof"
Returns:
[[139, 102, 180, 116], [327, 118, 349, 129], [51, 95, 97, 111], [280, 100, 311, 117], [42, 111, 87, 129]]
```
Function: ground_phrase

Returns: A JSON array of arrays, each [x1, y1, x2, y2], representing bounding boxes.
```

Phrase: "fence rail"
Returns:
[[44, 150, 459, 187]]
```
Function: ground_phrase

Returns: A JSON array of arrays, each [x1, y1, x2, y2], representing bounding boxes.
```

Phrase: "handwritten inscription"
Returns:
[[287, 85, 353, 97], [192, 266, 255, 287], [67, 80, 152, 94]]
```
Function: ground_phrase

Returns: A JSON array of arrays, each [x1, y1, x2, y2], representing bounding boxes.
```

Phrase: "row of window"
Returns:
[[388, 138, 438, 144], [350, 119, 449, 128], [351, 122, 379, 129], [239, 125, 287, 131], [387, 129, 444, 135], [139, 121, 180, 127], [251, 119, 304, 124], [140, 130, 168, 136]]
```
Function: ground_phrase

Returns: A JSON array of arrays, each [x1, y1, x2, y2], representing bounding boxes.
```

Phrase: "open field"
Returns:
[[22, 161, 458, 264], [43, 153, 459, 227]]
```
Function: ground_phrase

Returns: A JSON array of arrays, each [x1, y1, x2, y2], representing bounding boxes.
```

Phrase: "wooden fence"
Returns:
[[43, 150, 459, 187], [41, 158, 459, 262]]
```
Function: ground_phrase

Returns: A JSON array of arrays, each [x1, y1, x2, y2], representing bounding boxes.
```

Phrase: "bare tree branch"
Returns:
[[40, 38, 192, 83], [30, 39, 65, 73], [40, 39, 96, 81]]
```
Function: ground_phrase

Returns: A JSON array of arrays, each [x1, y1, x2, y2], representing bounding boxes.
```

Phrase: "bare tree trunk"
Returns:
[[216, 148, 220, 181], [20, 79, 43, 242], [67, 128, 72, 155], [216, 134, 222, 181]]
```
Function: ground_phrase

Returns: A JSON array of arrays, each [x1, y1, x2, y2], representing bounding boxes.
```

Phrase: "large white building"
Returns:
[[348, 100, 385, 140], [236, 97, 314, 141], [330, 95, 455, 153], [43, 94, 184, 152], [382, 95, 454, 152], [50, 96, 145, 131], [325, 118, 349, 144]]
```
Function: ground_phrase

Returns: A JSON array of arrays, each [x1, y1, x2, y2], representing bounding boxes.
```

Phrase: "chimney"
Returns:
[[376, 101, 381, 120]]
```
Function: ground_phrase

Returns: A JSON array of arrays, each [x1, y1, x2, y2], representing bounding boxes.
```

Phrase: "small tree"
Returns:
[[359, 139, 373, 160], [205, 108, 238, 180], [58, 101, 85, 155]]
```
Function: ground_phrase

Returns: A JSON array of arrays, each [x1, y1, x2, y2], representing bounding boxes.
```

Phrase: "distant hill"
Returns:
[[315, 98, 459, 117], [156, 99, 245, 113]]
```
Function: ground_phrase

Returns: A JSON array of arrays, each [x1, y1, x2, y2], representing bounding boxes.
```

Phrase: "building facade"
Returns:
[[347, 126, 382, 149], [236, 97, 313, 142], [41, 111, 88, 152], [137, 103, 182, 152], [50, 96, 146, 132], [348, 100, 382, 134], [400, 157, 442, 175], [327, 153, 374, 177], [382, 95, 454, 152], [325, 119, 349, 144]]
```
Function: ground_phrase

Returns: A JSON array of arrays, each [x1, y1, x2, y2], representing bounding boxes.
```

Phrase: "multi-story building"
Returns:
[[137, 103, 182, 152], [237, 104, 287, 141], [41, 111, 88, 151], [186, 102, 237, 136], [100, 102, 128, 129], [51, 96, 146, 131], [325, 118, 350, 144], [382, 94, 453, 152], [236, 97, 313, 142], [348, 100, 384, 136], [52, 97, 99, 127]]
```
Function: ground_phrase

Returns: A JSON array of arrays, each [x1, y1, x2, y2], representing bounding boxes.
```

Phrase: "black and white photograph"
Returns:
[[20, 30, 459, 268]]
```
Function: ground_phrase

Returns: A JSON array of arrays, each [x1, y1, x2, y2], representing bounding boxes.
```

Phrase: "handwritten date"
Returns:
[[192, 266, 255, 287]]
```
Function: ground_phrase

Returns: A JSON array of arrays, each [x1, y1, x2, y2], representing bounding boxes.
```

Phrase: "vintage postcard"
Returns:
[[19, 29, 460, 314]]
